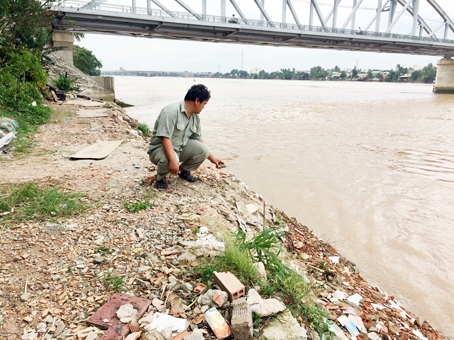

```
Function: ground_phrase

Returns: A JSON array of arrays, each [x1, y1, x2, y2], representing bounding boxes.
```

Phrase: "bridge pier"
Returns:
[[434, 58, 454, 94], [51, 30, 74, 65]]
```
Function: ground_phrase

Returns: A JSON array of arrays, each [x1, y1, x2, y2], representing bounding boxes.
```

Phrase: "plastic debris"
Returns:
[[371, 303, 386, 311], [337, 315, 360, 338], [346, 293, 362, 306], [144, 312, 187, 334], [204, 308, 232, 339], [195, 234, 225, 251], [329, 256, 340, 264]]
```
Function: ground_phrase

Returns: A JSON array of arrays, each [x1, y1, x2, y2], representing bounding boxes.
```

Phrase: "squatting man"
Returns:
[[147, 84, 225, 189]]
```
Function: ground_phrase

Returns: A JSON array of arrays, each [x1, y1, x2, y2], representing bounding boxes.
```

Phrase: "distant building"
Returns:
[[250, 68, 261, 75]]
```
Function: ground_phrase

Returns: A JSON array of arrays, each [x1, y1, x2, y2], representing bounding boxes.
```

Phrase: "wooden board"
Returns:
[[76, 108, 109, 118], [70, 140, 123, 160]]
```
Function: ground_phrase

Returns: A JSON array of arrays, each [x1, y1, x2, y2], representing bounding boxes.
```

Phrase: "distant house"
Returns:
[[398, 74, 411, 82]]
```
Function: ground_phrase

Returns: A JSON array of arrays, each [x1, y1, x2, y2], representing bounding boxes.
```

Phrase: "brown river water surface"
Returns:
[[115, 77, 454, 337]]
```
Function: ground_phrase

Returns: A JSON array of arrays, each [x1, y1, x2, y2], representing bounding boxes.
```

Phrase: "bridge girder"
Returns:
[[51, 0, 454, 57]]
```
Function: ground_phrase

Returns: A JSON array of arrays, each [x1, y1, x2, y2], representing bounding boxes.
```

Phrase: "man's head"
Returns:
[[184, 84, 211, 114], [184, 84, 211, 102]]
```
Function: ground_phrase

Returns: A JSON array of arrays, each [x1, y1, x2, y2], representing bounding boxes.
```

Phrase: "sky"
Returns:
[[74, 0, 454, 73]]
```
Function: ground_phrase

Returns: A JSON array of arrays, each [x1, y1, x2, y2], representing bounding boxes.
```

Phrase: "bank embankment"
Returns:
[[0, 98, 448, 340]]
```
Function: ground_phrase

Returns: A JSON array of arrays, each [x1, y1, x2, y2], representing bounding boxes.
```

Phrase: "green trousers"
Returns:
[[148, 139, 210, 180]]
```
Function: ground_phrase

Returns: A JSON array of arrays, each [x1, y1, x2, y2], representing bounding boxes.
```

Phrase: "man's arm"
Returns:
[[161, 137, 179, 175], [200, 139, 225, 168]]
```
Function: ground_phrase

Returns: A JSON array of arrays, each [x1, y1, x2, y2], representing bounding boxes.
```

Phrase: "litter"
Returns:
[[195, 234, 225, 251], [329, 256, 340, 264], [205, 308, 231, 339], [346, 293, 362, 306], [144, 312, 187, 334]]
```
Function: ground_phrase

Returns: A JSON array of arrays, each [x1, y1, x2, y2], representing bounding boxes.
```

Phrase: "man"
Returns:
[[147, 84, 225, 189]]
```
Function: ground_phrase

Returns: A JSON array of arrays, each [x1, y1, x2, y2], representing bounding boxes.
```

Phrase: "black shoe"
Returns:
[[178, 170, 198, 182], [155, 177, 168, 189]]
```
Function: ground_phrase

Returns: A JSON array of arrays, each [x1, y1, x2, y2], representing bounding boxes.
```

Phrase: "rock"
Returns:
[[260, 310, 307, 340], [183, 329, 205, 340], [256, 298, 286, 317], [86, 331, 99, 340], [231, 297, 253, 340], [252, 262, 267, 281], [54, 321, 66, 336], [117, 303, 138, 323], [21, 292, 31, 301], [177, 252, 196, 265], [142, 328, 166, 340], [138, 266, 152, 273], [93, 253, 106, 264], [36, 323, 47, 333]]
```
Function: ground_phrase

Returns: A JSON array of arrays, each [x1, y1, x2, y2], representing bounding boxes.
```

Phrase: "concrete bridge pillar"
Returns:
[[434, 58, 454, 94], [51, 30, 74, 65]]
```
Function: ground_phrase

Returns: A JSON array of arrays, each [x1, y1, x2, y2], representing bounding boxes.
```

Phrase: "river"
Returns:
[[114, 76, 454, 337]]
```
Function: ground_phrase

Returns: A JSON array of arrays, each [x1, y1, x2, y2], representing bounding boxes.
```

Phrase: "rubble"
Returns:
[[0, 99, 449, 340]]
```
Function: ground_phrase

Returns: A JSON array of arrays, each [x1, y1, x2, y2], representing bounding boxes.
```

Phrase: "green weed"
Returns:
[[124, 199, 153, 213], [96, 246, 113, 256], [102, 271, 125, 292], [137, 123, 151, 137], [0, 182, 88, 226], [54, 72, 79, 92]]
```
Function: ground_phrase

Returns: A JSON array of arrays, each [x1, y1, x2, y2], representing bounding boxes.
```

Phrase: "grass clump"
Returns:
[[54, 72, 79, 92], [124, 193, 156, 213], [194, 226, 333, 339], [137, 123, 151, 137], [0, 182, 88, 225], [102, 271, 125, 292]]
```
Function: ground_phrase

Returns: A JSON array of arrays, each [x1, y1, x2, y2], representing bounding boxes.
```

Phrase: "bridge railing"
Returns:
[[54, 0, 454, 45]]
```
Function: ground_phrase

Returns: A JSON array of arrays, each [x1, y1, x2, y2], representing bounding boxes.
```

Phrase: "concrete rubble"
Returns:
[[0, 99, 449, 340]]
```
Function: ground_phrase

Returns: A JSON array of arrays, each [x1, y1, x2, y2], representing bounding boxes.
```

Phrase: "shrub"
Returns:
[[54, 72, 78, 92]]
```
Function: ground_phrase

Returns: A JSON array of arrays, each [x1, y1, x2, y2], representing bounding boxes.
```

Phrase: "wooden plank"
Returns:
[[70, 140, 123, 160]]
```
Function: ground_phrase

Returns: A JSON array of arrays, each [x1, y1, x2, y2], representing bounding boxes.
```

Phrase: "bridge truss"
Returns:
[[52, 0, 454, 56]]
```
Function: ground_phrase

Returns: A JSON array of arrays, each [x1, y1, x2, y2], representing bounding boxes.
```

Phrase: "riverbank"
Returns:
[[0, 99, 448, 340]]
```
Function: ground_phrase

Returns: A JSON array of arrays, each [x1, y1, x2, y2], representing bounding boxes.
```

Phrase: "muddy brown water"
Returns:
[[115, 76, 454, 337]]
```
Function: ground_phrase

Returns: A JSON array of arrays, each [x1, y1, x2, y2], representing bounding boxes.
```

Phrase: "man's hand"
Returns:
[[210, 157, 225, 169], [168, 159, 179, 175], [161, 137, 179, 175]]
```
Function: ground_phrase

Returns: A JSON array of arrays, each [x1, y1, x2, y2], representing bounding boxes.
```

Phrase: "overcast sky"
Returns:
[[75, 0, 454, 73]]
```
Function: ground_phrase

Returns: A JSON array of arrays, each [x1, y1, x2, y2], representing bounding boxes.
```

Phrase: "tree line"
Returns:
[[206, 63, 437, 83]]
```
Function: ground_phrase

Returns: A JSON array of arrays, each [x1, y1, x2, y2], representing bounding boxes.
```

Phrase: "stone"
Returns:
[[257, 298, 286, 317], [36, 323, 47, 333], [183, 329, 205, 340], [260, 310, 307, 340], [252, 262, 267, 281], [142, 329, 166, 340], [231, 297, 253, 340], [93, 253, 106, 264], [21, 292, 31, 301], [85, 331, 98, 340], [177, 252, 196, 265], [117, 303, 138, 323]]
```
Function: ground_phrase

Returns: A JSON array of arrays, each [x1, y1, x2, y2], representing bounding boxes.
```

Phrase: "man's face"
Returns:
[[195, 99, 209, 114]]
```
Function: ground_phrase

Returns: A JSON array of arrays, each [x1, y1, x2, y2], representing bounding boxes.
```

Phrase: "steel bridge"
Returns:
[[51, 0, 454, 56]]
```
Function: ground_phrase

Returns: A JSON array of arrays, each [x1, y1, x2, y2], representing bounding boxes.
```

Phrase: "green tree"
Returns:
[[310, 66, 328, 80], [0, 0, 54, 61], [366, 69, 373, 80], [421, 63, 437, 83], [351, 67, 358, 79], [73, 45, 103, 76], [333, 65, 341, 72], [411, 70, 422, 81], [340, 71, 347, 80]]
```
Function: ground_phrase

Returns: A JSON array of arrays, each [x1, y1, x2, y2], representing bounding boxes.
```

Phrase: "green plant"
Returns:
[[137, 123, 151, 137], [96, 246, 113, 256], [124, 199, 153, 213], [0, 182, 88, 225], [102, 271, 125, 292], [54, 72, 79, 92]]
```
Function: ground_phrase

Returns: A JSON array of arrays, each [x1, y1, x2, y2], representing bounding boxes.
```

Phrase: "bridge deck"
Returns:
[[52, 3, 454, 57]]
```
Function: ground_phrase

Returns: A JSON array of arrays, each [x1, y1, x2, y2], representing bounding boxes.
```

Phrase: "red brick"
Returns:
[[87, 293, 151, 340], [213, 272, 245, 302]]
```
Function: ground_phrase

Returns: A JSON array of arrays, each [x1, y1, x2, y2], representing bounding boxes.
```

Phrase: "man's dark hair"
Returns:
[[184, 84, 211, 102]]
